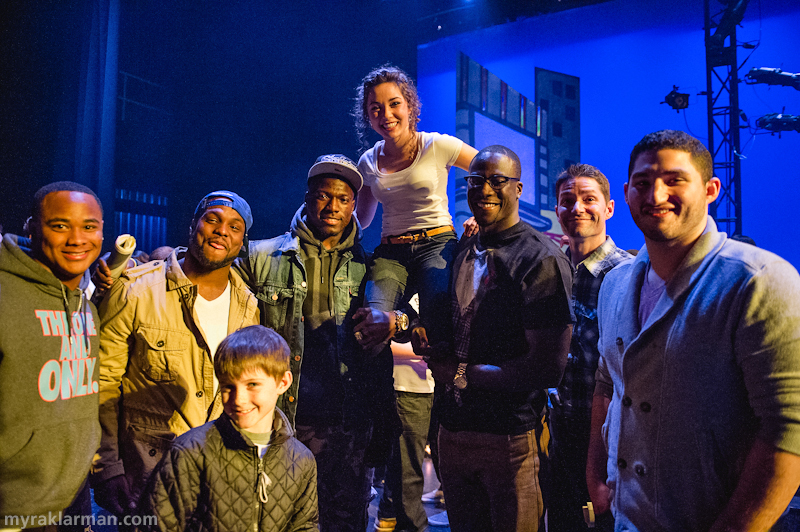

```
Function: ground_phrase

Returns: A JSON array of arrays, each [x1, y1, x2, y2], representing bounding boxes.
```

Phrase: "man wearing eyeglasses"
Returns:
[[414, 145, 574, 532]]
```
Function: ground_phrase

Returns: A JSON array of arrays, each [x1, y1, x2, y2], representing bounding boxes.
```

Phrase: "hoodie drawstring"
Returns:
[[61, 284, 90, 355], [257, 471, 271, 503], [327, 249, 335, 317]]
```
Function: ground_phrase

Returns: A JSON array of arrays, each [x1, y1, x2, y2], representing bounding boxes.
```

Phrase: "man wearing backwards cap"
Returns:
[[92, 191, 260, 519], [236, 155, 405, 531]]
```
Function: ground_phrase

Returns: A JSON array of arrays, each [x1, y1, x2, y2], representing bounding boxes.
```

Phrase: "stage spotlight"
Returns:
[[756, 113, 800, 133], [662, 86, 689, 113], [744, 67, 800, 91]]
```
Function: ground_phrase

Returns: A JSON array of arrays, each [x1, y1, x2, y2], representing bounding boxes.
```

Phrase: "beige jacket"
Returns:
[[94, 249, 259, 499]]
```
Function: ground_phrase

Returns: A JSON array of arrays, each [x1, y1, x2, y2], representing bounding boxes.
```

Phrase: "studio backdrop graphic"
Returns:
[[454, 53, 580, 242]]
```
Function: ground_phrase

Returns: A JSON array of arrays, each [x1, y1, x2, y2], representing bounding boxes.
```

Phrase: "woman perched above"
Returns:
[[353, 65, 477, 348]]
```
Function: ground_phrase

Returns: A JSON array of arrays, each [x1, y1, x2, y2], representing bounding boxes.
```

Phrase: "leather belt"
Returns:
[[381, 225, 455, 245]]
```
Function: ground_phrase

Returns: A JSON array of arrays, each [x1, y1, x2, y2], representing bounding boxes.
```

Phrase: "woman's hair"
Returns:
[[353, 64, 422, 150], [214, 325, 290, 382]]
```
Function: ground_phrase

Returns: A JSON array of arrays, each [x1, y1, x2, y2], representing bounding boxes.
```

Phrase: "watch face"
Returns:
[[398, 312, 409, 331], [454, 375, 467, 390]]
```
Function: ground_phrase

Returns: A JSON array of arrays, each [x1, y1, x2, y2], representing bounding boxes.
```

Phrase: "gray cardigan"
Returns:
[[595, 217, 800, 531]]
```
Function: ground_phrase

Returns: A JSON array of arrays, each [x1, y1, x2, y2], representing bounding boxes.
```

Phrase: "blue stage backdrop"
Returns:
[[416, 0, 800, 268]]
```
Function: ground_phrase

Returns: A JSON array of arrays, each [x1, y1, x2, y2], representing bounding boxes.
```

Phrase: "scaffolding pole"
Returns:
[[705, 0, 744, 236]]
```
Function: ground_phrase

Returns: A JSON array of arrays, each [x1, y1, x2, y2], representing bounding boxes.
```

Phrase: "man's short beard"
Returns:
[[188, 238, 236, 272]]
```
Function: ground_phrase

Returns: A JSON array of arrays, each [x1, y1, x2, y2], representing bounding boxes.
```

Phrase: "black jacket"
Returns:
[[138, 408, 318, 531]]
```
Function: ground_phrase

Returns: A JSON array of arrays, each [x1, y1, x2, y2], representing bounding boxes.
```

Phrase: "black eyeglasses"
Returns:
[[465, 174, 520, 189]]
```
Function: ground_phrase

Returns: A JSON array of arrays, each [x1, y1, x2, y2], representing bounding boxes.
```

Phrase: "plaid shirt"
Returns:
[[551, 237, 632, 419]]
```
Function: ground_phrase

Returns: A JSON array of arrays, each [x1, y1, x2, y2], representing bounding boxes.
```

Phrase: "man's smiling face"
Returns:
[[467, 152, 522, 235], [625, 149, 720, 247], [557, 176, 614, 241], [188, 204, 245, 271], [32, 190, 104, 291], [305, 176, 355, 249]]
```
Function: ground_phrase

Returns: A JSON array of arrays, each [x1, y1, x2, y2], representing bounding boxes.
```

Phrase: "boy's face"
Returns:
[[220, 368, 292, 433]]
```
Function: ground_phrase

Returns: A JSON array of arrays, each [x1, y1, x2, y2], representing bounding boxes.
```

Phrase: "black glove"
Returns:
[[94, 474, 136, 517]]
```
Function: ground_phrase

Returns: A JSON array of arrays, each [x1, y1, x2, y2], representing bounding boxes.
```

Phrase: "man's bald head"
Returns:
[[470, 145, 521, 178]]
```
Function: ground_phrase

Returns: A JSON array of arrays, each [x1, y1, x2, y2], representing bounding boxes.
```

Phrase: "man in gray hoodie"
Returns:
[[236, 155, 406, 532], [0, 181, 104, 529]]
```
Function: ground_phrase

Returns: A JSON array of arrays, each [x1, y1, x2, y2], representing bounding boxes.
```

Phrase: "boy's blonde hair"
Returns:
[[214, 325, 290, 383]]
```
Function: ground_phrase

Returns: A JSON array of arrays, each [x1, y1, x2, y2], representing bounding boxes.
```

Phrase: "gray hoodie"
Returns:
[[0, 234, 101, 518]]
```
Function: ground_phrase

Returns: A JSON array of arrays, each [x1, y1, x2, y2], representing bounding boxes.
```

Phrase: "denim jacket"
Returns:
[[234, 210, 376, 427]]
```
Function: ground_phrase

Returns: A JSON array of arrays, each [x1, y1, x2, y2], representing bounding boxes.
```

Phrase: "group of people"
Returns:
[[1, 64, 800, 532]]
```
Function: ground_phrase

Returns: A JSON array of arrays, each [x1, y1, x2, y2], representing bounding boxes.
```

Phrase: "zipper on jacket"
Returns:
[[252, 437, 276, 531], [252, 447, 261, 532]]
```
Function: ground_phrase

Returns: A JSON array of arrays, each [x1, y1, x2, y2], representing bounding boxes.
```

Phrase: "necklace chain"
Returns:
[[380, 132, 418, 172]]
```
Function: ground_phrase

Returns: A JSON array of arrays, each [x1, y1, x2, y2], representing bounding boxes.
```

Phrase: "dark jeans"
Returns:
[[296, 423, 372, 532], [378, 391, 433, 532], [547, 412, 614, 532], [428, 383, 444, 483], [439, 426, 544, 532], [367, 231, 457, 345], [61, 479, 92, 532]]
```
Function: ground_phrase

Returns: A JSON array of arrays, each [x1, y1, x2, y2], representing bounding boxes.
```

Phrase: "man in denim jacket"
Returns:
[[236, 155, 405, 532]]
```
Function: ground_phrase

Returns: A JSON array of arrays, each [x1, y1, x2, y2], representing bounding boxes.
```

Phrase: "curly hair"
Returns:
[[628, 130, 713, 183], [353, 64, 422, 150]]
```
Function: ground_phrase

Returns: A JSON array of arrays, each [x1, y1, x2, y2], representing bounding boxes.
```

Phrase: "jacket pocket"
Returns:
[[121, 423, 176, 500], [334, 281, 361, 316], [256, 286, 295, 330], [347, 283, 361, 298], [136, 326, 190, 382]]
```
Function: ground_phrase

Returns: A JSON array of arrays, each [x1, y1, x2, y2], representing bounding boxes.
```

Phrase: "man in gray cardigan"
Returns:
[[586, 130, 800, 531]]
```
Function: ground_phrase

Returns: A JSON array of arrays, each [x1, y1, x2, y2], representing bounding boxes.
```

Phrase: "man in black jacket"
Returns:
[[416, 147, 574, 532]]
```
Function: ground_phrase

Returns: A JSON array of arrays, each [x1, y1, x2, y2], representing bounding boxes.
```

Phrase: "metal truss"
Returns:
[[705, 0, 745, 236]]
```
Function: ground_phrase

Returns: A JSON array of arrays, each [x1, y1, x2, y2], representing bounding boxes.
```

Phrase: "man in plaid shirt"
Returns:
[[547, 164, 632, 532]]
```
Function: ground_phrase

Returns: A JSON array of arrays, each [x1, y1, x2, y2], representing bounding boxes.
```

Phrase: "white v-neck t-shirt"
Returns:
[[194, 282, 232, 394], [639, 264, 666, 329]]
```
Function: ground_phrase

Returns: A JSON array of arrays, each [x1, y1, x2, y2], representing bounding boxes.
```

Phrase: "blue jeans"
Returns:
[[547, 412, 614, 532], [367, 231, 457, 345]]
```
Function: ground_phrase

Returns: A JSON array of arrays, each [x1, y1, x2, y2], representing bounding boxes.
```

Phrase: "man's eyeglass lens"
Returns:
[[465, 175, 519, 188]]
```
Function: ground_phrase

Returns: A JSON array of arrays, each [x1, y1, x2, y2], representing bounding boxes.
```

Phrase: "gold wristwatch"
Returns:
[[454, 362, 468, 390], [393, 310, 409, 337]]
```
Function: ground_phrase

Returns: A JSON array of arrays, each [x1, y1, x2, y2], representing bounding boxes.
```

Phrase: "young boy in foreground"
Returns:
[[138, 325, 319, 531]]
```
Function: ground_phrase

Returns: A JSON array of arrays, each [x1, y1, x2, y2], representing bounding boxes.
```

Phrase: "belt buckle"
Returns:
[[409, 230, 428, 243], [390, 230, 428, 244]]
